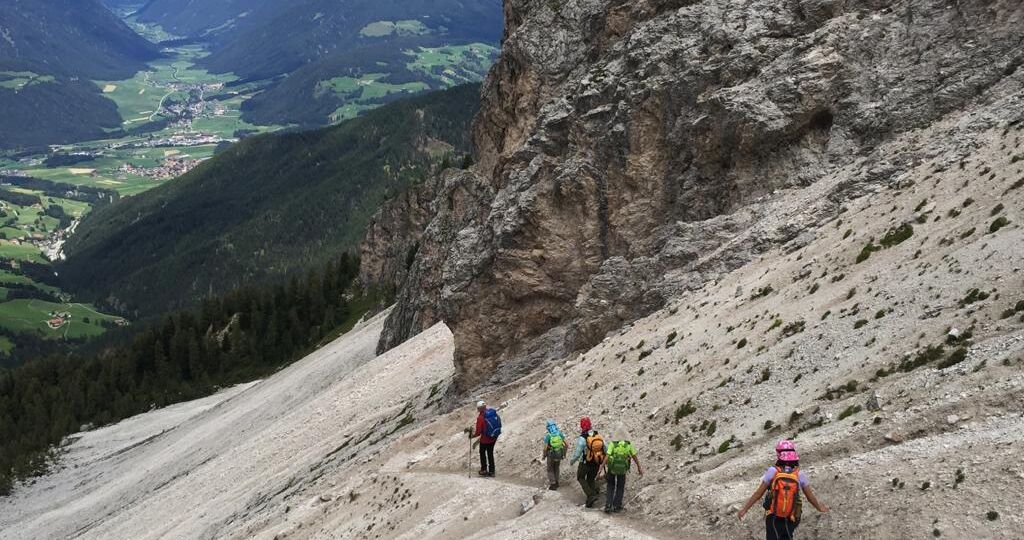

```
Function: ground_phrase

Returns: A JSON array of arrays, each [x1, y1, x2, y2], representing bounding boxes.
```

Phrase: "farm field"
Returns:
[[0, 270, 59, 294], [0, 299, 123, 340], [405, 43, 499, 86], [317, 73, 431, 122], [315, 44, 497, 124], [0, 243, 46, 264], [0, 71, 56, 91], [359, 19, 430, 38]]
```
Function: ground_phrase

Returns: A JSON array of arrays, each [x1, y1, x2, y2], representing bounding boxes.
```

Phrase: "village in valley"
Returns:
[[0, 42, 271, 357]]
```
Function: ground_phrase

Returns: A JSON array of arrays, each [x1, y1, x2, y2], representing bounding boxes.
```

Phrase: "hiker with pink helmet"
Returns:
[[737, 440, 829, 540]]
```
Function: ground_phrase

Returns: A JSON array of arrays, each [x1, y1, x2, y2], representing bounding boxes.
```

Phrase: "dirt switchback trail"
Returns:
[[390, 466, 677, 539]]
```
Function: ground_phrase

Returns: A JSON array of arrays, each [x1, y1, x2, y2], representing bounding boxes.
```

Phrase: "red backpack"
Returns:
[[764, 466, 803, 522]]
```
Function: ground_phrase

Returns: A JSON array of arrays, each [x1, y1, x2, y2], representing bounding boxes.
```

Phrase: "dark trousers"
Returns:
[[605, 473, 626, 509], [576, 461, 600, 504], [765, 516, 798, 540], [479, 442, 495, 474]]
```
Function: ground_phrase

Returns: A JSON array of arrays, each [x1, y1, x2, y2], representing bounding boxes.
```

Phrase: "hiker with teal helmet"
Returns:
[[601, 435, 643, 513], [542, 419, 567, 490], [737, 440, 829, 540]]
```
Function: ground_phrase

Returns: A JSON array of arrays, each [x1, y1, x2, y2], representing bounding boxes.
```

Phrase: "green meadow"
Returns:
[[359, 19, 430, 38], [406, 43, 499, 85], [0, 299, 122, 339], [0, 71, 56, 91]]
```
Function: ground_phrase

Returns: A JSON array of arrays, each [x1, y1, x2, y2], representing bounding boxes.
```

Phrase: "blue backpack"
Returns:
[[483, 408, 502, 438]]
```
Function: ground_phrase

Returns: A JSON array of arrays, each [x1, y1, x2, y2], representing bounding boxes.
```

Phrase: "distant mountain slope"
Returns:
[[0, 78, 125, 149], [132, 0, 280, 42], [240, 39, 497, 127], [200, 0, 503, 80], [58, 85, 481, 315], [0, 0, 159, 80], [131, 0, 502, 125], [0, 0, 161, 149], [134, 0, 502, 79]]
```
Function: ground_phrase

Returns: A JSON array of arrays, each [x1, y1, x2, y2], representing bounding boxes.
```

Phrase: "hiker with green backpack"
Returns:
[[542, 419, 567, 490], [601, 439, 643, 513], [737, 440, 829, 540]]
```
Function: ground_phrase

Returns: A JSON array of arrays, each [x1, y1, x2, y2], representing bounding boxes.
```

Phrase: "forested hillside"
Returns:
[[0, 254, 363, 496], [58, 85, 481, 316], [0, 0, 160, 149]]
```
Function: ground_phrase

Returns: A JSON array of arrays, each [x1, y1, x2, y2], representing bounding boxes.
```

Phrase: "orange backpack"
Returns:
[[584, 432, 605, 464], [765, 466, 803, 522]]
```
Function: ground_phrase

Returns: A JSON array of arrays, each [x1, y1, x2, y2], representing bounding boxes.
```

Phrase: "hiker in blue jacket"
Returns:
[[542, 419, 567, 490], [569, 416, 603, 507]]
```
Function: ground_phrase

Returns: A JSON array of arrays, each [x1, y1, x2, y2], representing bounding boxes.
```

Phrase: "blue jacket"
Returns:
[[570, 430, 595, 464]]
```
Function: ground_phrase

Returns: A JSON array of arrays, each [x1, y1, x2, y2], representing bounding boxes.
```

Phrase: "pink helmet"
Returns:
[[775, 439, 796, 453], [778, 450, 800, 462]]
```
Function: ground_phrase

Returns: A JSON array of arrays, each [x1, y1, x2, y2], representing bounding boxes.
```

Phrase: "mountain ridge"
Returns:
[[0, 0, 162, 149]]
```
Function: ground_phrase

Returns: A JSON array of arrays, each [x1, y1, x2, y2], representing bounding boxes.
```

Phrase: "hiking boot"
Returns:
[[603, 506, 613, 514], [548, 484, 558, 491], [613, 506, 624, 513], [478, 471, 489, 477], [487, 471, 496, 477]]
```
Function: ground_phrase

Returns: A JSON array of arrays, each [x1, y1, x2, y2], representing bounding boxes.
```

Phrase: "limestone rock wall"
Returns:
[[364, 0, 1024, 392]]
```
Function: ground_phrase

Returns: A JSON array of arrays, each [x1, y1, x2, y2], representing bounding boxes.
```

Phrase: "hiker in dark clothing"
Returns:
[[569, 416, 604, 507], [737, 443, 829, 540], [470, 400, 498, 477]]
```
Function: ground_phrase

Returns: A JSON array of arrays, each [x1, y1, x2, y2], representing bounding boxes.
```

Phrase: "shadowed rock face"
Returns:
[[363, 0, 1024, 392]]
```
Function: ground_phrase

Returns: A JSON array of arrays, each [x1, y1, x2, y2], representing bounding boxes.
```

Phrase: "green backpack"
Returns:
[[606, 440, 634, 475], [548, 434, 566, 459]]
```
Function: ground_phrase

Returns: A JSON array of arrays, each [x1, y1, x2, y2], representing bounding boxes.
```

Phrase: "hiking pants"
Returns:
[[479, 442, 495, 474], [546, 457, 561, 486], [576, 461, 600, 503], [605, 473, 626, 509], [765, 516, 799, 540]]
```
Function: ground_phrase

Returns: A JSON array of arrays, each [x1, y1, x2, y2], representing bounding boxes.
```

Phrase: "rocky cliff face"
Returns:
[[363, 0, 1024, 392]]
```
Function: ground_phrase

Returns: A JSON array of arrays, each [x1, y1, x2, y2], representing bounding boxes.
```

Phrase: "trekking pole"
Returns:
[[464, 427, 473, 478]]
